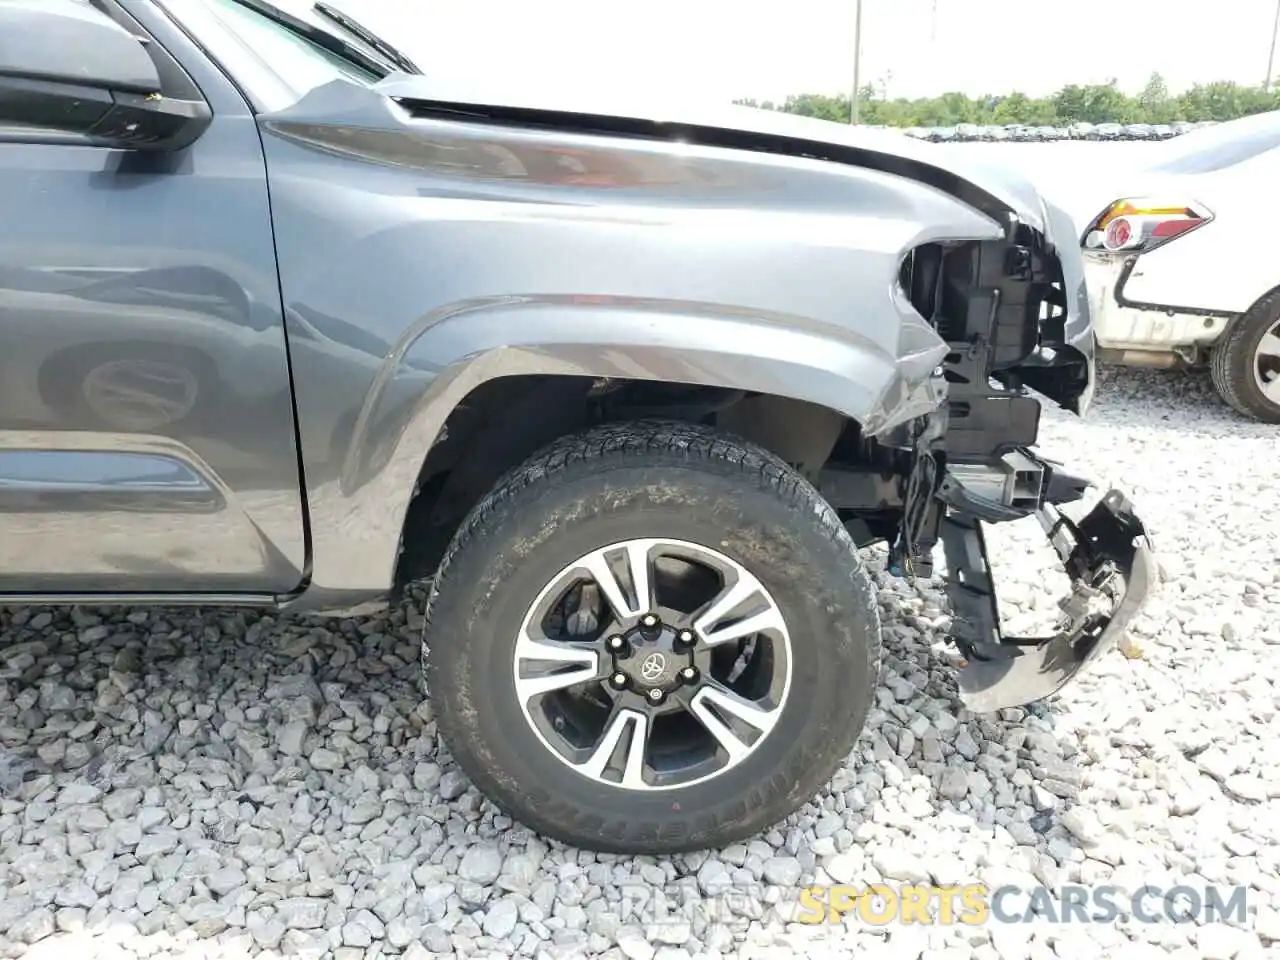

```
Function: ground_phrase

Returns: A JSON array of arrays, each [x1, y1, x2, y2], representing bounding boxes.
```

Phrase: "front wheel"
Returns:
[[421, 420, 882, 854]]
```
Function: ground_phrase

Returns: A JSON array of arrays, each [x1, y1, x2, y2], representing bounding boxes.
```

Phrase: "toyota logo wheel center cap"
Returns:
[[639, 652, 668, 682], [607, 614, 699, 697]]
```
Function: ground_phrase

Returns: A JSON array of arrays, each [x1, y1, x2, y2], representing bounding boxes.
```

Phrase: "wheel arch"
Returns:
[[390, 373, 860, 595], [1239, 280, 1280, 320], [298, 296, 941, 604], [336, 295, 926, 493]]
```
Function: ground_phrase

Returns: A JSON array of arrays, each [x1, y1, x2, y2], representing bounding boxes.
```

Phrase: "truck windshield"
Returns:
[[311, 2, 419, 75], [197, 0, 397, 96]]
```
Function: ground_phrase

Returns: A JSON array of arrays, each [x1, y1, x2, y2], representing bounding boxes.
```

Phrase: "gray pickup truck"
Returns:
[[1, 0, 1156, 854]]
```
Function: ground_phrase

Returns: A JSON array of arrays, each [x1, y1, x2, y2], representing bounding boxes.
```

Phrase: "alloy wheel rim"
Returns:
[[1253, 320, 1280, 406], [511, 537, 792, 792]]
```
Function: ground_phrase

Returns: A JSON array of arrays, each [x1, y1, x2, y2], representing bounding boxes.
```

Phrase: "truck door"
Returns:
[[0, 3, 307, 595]]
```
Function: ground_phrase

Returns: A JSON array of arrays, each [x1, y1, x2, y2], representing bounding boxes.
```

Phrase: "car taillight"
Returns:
[[1083, 197, 1212, 254], [1104, 217, 1134, 250]]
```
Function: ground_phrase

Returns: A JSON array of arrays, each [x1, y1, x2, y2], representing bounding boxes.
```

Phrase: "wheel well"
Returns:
[[1243, 282, 1280, 322], [392, 375, 868, 595]]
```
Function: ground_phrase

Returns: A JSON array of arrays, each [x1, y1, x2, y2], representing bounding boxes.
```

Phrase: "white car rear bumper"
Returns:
[[1084, 253, 1230, 356]]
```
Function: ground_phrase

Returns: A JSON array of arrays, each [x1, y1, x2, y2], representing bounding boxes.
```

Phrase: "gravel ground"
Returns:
[[0, 365, 1276, 960]]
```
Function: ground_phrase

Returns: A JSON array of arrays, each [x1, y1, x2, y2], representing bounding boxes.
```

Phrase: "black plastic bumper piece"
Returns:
[[941, 488, 1158, 712]]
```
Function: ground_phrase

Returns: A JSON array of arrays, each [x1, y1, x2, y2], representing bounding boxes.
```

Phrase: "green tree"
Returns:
[[776, 92, 851, 123], [1177, 81, 1280, 120], [1073, 81, 1136, 123], [992, 92, 1057, 125], [737, 78, 1280, 129], [1138, 72, 1174, 123]]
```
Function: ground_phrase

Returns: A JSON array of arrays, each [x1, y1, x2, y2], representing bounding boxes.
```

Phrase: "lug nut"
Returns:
[[606, 635, 629, 654], [640, 613, 660, 630], [610, 672, 628, 690], [679, 666, 699, 684], [646, 687, 666, 704], [675, 629, 696, 648]]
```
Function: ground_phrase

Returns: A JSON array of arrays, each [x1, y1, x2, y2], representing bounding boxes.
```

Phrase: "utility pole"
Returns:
[[1268, 0, 1280, 89], [849, 0, 863, 124]]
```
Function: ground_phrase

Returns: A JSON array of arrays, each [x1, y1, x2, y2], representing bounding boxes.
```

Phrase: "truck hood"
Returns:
[[370, 72, 1058, 236], [267, 72, 1097, 415], [371, 74, 1097, 410]]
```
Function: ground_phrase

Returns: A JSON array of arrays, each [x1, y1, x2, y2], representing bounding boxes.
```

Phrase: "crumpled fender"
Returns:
[[294, 293, 950, 604], [258, 79, 1028, 602], [341, 294, 946, 487]]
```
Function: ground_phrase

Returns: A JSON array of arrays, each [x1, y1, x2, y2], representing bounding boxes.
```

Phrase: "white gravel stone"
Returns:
[[459, 844, 503, 884], [134, 832, 178, 859], [11, 908, 54, 944], [761, 856, 802, 886], [386, 917, 421, 948], [1060, 807, 1107, 846], [341, 921, 372, 947], [939, 768, 969, 799], [871, 846, 931, 883], [0, 367, 1273, 960], [617, 926, 657, 960], [205, 866, 246, 897], [1224, 774, 1267, 802], [307, 747, 343, 771], [55, 783, 102, 807], [277, 898, 327, 929], [412, 761, 442, 792], [484, 897, 520, 938], [278, 721, 308, 756], [438, 769, 469, 800], [249, 918, 285, 949], [824, 850, 862, 884]]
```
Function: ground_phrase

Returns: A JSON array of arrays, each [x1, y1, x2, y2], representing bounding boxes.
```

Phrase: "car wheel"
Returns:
[[421, 420, 882, 853], [1210, 290, 1280, 423]]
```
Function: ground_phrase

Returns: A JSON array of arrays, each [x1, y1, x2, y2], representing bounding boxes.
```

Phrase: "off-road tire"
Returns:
[[1210, 290, 1280, 423], [421, 419, 882, 854]]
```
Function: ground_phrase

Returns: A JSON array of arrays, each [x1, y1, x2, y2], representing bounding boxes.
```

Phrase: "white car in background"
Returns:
[[1080, 110, 1280, 422]]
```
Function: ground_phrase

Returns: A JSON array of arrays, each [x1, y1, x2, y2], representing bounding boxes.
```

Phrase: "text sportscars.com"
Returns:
[[609, 881, 1254, 928]]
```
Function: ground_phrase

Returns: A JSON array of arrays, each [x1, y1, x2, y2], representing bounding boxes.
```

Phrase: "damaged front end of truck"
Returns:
[[838, 191, 1159, 713], [606, 108, 1164, 713], [265, 69, 1157, 712]]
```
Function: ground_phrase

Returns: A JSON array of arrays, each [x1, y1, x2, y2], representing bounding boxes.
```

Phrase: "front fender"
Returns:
[[295, 295, 948, 603], [258, 81, 1012, 602], [345, 294, 947, 484]]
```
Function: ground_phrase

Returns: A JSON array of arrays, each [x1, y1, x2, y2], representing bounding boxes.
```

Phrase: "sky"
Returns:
[[340, 0, 1280, 105]]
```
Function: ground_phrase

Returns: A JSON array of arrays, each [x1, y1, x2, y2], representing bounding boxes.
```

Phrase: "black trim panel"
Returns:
[[1112, 255, 1240, 320], [0, 0, 211, 148], [0, 592, 276, 607]]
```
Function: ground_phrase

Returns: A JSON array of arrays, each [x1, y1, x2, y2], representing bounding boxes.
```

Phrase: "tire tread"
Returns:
[[421, 419, 881, 852], [1210, 289, 1280, 423]]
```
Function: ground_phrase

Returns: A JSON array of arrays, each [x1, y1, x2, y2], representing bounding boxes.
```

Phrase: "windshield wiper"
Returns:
[[227, 0, 392, 78], [312, 2, 421, 75]]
